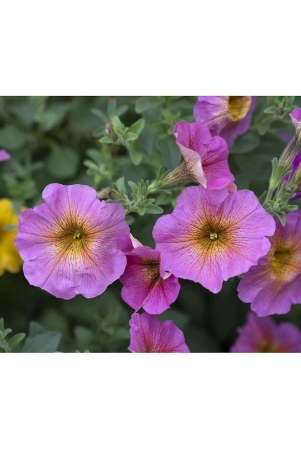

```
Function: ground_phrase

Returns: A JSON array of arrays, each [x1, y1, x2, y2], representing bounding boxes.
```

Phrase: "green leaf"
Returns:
[[9, 333, 26, 350], [126, 215, 135, 225], [114, 177, 126, 193], [230, 132, 261, 154], [83, 160, 99, 171], [112, 116, 124, 136], [256, 117, 272, 135], [137, 206, 146, 216], [115, 105, 129, 117], [128, 181, 138, 194], [91, 108, 108, 123], [276, 212, 286, 226], [159, 308, 190, 329], [145, 204, 164, 214], [34, 103, 72, 131], [28, 321, 48, 337], [99, 135, 114, 144], [22, 331, 61, 353], [135, 97, 163, 113], [267, 96, 279, 107], [46, 148, 80, 180], [263, 106, 276, 115], [159, 137, 182, 169], [126, 131, 138, 142], [74, 326, 93, 348], [0, 125, 27, 151], [282, 96, 295, 107], [107, 99, 117, 120], [128, 146, 142, 166], [128, 118, 145, 137]]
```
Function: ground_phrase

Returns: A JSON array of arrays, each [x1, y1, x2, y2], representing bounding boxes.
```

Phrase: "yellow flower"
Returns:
[[0, 199, 23, 276]]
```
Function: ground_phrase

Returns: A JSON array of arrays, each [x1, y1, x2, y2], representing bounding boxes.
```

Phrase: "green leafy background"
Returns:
[[1, 96, 301, 352]]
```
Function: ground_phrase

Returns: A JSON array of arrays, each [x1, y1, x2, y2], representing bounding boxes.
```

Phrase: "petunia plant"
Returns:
[[1, 95, 301, 353]]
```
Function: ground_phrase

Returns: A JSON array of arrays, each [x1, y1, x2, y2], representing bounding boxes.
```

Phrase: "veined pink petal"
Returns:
[[128, 312, 190, 353], [231, 312, 301, 352], [153, 185, 275, 294], [15, 183, 130, 300], [174, 121, 234, 190], [237, 211, 301, 316], [120, 246, 180, 314]]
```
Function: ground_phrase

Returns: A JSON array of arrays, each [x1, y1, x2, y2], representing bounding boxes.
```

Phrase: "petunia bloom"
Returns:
[[120, 244, 180, 315], [231, 312, 301, 353], [172, 121, 235, 190], [153, 185, 275, 294], [15, 183, 129, 300], [0, 199, 23, 276], [237, 211, 301, 316], [0, 149, 10, 162], [128, 312, 190, 353], [193, 96, 256, 147]]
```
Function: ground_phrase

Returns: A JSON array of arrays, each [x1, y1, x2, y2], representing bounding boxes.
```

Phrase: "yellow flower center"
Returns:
[[192, 218, 232, 258], [228, 96, 252, 122], [270, 245, 300, 283], [73, 229, 83, 240], [259, 339, 281, 353]]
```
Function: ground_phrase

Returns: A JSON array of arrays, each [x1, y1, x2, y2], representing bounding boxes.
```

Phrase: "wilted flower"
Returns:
[[0, 149, 10, 162], [153, 185, 275, 293], [15, 183, 129, 300], [237, 211, 301, 316], [282, 153, 301, 199], [0, 199, 23, 276], [120, 242, 180, 315], [231, 312, 301, 353], [165, 121, 235, 190], [128, 312, 190, 353], [193, 96, 256, 147]]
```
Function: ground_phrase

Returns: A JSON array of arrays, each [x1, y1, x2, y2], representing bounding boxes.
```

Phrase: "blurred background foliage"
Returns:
[[1, 95, 301, 352]]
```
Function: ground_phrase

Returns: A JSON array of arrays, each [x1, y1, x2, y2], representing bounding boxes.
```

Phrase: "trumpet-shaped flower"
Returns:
[[0, 199, 23, 276], [15, 183, 129, 300], [173, 121, 235, 190], [153, 185, 275, 293], [231, 312, 301, 352], [237, 211, 301, 316], [120, 244, 180, 314], [128, 312, 190, 353], [193, 96, 256, 147]]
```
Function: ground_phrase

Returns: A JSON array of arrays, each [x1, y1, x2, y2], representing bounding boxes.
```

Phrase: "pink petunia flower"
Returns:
[[0, 149, 10, 162], [193, 96, 256, 147], [120, 243, 180, 315], [15, 183, 129, 300], [153, 185, 275, 294], [237, 211, 301, 316], [231, 312, 301, 353], [128, 312, 190, 353], [173, 121, 235, 190]]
